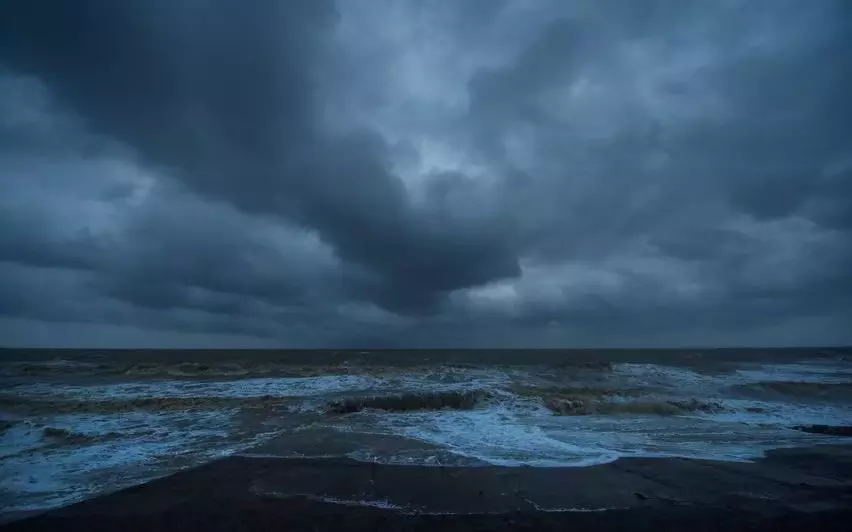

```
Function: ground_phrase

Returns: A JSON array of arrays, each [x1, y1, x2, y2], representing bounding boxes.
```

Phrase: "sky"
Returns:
[[0, 0, 850, 348]]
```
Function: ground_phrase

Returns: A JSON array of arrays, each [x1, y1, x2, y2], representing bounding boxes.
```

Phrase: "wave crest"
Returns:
[[544, 396, 726, 416], [732, 381, 852, 400], [0, 394, 293, 414], [326, 390, 490, 414]]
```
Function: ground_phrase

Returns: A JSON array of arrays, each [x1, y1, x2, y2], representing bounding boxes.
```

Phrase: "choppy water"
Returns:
[[1, 348, 850, 517]]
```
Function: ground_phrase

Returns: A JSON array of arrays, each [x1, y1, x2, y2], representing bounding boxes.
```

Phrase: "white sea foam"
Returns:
[[611, 363, 726, 395], [313, 496, 404, 510], [521, 498, 624, 513], [3, 368, 513, 404], [612, 361, 852, 399], [250, 488, 406, 510], [256, 491, 618, 516], [686, 398, 850, 427], [732, 362, 852, 384], [341, 380, 849, 468], [2, 359, 851, 517], [0, 409, 277, 514], [0, 420, 44, 459], [363, 407, 622, 467], [316, 495, 620, 514]]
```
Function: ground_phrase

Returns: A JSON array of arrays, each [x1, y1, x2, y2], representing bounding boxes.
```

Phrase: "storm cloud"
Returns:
[[1, 0, 850, 347]]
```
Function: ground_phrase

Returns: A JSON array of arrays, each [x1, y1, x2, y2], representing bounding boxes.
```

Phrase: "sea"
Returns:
[[1, 348, 850, 518]]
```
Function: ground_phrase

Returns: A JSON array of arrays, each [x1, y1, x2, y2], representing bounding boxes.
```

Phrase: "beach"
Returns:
[[2, 348, 851, 528], [2, 443, 851, 531]]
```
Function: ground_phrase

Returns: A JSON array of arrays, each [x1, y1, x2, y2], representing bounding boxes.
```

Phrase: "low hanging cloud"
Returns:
[[0, 0, 850, 347]]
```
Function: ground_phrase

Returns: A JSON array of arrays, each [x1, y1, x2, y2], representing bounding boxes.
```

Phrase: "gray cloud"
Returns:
[[0, 0, 850, 347], [0, 0, 520, 317]]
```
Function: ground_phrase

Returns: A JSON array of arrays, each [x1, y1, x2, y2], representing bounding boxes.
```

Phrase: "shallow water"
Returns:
[[1, 348, 850, 516]]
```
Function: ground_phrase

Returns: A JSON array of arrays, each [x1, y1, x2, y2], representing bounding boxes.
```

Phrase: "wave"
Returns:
[[793, 424, 852, 436], [0, 385, 731, 418], [731, 381, 852, 400], [3, 375, 379, 404], [0, 360, 108, 377], [136, 362, 250, 377], [510, 385, 635, 400], [0, 360, 370, 379], [510, 381, 727, 417], [0, 394, 294, 414], [0, 357, 618, 380], [326, 390, 490, 414], [544, 396, 726, 416], [41, 426, 122, 445]]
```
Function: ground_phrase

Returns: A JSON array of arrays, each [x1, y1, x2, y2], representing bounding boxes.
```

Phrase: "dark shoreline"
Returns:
[[3, 444, 851, 531]]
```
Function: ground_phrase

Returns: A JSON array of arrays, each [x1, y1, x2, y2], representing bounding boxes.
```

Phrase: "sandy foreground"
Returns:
[[2, 443, 851, 531]]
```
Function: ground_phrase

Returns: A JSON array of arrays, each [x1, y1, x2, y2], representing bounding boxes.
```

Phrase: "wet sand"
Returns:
[[3, 444, 851, 531]]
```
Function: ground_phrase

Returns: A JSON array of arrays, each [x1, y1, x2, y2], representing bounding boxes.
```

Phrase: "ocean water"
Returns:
[[1, 348, 850, 516]]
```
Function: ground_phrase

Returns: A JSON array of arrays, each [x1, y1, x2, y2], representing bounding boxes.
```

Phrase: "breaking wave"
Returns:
[[0, 360, 374, 379], [41, 426, 122, 445], [3, 353, 852, 517], [543, 397, 727, 416], [326, 390, 491, 414], [0, 395, 295, 414], [731, 381, 852, 401], [793, 424, 852, 436]]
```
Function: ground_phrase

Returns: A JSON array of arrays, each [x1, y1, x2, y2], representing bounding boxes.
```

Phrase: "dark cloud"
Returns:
[[0, 204, 100, 270], [0, 0, 850, 347], [0, 0, 520, 317]]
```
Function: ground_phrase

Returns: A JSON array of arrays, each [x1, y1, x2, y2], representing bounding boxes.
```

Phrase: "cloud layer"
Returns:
[[1, 0, 850, 347]]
